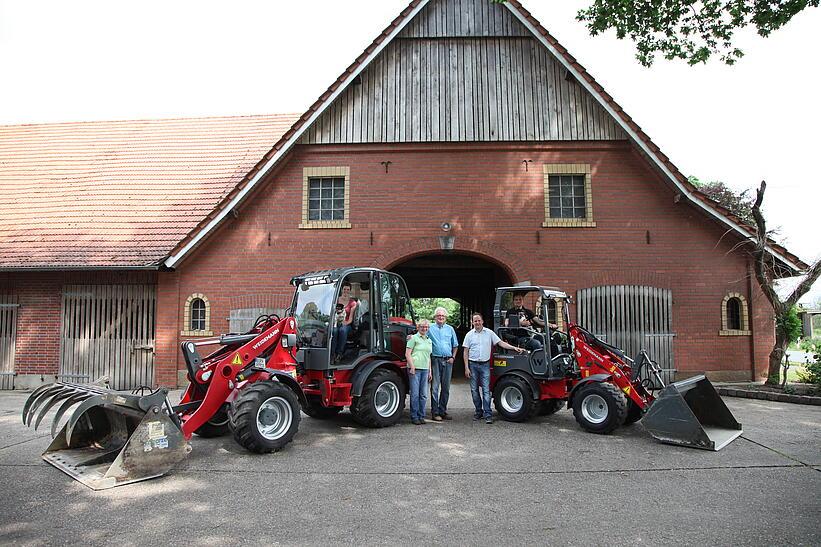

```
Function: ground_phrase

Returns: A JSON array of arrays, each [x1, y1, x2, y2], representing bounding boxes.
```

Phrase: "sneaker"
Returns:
[[419, 418, 427, 424], [485, 417, 493, 424], [473, 414, 482, 421], [433, 415, 443, 422], [441, 413, 453, 421]]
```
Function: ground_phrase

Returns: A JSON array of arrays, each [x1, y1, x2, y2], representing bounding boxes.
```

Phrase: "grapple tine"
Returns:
[[51, 393, 92, 438], [33, 388, 82, 431], [65, 395, 107, 446], [22, 384, 58, 423], [25, 385, 71, 427]]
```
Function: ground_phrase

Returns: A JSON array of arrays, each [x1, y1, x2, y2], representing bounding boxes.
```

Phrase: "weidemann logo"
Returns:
[[252, 329, 280, 350]]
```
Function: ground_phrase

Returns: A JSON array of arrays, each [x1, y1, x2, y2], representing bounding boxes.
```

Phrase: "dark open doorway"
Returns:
[[390, 252, 514, 376]]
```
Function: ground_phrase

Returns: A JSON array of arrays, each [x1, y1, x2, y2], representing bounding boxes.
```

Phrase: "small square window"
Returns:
[[308, 177, 346, 222]]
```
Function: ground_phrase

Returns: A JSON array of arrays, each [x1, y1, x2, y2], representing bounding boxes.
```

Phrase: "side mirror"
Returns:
[[281, 333, 298, 349], [300, 283, 309, 291]]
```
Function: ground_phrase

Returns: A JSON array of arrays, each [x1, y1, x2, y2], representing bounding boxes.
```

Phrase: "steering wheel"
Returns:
[[298, 319, 328, 331], [551, 329, 568, 348]]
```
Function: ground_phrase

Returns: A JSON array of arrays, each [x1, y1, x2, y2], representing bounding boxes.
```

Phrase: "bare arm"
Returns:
[[497, 340, 524, 353]]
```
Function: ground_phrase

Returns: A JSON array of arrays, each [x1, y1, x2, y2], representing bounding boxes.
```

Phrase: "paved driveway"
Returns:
[[1, 382, 819, 546]]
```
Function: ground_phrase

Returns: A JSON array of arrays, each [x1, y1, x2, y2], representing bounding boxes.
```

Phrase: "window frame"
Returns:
[[719, 292, 751, 336], [182, 293, 213, 337], [542, 164, 596, 228], [300, 166, 351, 229]]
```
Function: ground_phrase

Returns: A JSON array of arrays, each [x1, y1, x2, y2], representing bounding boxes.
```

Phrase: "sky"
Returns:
[[1, 0, 818, 302]]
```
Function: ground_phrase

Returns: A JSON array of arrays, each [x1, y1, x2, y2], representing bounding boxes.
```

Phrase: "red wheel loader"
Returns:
[[490, 286, 743, 451], [22, 267, 417, 489]]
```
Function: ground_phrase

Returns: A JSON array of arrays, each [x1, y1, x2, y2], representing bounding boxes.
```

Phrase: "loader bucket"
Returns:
[[22, 383, 191, 490], [642, 375, 742, 451]]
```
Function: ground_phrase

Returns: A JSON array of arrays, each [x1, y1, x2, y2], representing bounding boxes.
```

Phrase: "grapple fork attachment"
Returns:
[[642, 375, 742, 451], [22, 382, 191, 490]]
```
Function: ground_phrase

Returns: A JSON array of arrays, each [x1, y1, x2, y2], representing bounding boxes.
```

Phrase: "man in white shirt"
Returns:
[[463, 313, 524, 424]]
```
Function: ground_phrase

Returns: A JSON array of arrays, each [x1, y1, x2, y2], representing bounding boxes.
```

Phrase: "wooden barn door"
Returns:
[[60, 285, 156, 390], [577, 285, 676, 385], [0, 295, 18, 390]]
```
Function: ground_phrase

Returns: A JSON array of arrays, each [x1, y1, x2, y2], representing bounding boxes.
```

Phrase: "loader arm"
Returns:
[[178, 316, 300, 437]]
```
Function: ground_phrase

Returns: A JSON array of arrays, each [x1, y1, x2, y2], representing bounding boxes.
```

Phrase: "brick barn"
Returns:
[[0, 0, 807, 390]]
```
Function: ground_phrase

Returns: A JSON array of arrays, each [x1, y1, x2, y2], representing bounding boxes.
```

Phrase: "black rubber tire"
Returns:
[[351, 368, 405, 428], [572, 382, 628, 434], [229, 381, 300, 453], [301, 396, 343, 419], [623, 399, 644, 425], [193, 404, 230, 437], [538, 399, 565, 416], [493, 375, 538, 422]]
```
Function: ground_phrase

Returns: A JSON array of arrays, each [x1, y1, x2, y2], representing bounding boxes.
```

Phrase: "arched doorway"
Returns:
[[390, 252, 514, 375]]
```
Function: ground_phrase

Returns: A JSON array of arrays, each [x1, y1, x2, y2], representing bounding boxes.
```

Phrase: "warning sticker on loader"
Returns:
[[623, 385, 632, 396], [232, 353, 243, 365], [148, 422, 165, 440], [493, 360, 507, 367]]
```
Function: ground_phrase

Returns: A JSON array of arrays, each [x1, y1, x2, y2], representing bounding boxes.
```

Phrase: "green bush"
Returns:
[[797, 350, 821, 387], [799, 338, 821, 354]]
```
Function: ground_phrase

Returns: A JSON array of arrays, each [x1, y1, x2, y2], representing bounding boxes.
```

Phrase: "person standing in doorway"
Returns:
[[406, 319, 433, 425], [428, 306, 459, 421], [463, 313, 523, 424]]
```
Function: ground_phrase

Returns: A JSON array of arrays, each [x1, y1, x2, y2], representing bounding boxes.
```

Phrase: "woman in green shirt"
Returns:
[[405, 319, 433, 425]]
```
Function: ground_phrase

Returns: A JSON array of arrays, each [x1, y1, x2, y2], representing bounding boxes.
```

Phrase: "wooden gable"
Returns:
[[300, 0, 626, 144]]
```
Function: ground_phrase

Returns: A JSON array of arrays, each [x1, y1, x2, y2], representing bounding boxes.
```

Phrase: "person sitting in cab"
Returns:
[[505, 292, 544, 352]]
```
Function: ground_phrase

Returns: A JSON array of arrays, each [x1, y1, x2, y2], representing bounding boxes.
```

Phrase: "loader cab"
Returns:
[[493, 286, 573, 380], [290, 268, 416, 371]]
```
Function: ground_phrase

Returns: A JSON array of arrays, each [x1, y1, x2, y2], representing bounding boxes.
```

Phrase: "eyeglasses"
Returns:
[[418, 326, 429, 330], [434, 315, 446, 318]]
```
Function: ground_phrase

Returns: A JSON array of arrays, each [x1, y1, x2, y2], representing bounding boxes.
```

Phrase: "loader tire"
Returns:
[[623, 400, 644, 426], [229, 381, 300, 453], [493, 376, 537, 422], [194, 404, 230, 437], [302, 396, 343, 419], [572, 382, 627, 434], [352, 368, 405, 428], [538, 399, 565, 416]]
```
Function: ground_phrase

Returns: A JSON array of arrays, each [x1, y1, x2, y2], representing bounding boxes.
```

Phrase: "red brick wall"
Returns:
[[0, 271, 157, 383], [161, 141, 775, 385]]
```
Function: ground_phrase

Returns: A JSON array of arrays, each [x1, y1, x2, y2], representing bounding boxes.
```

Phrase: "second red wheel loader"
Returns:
[[22, 267, 417, 489], [490, 286, 743, 451]]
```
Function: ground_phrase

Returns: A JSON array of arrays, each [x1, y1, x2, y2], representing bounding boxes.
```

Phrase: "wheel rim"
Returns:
[[256, 396, 293, 440], [580, 393, 608, 424], [374, 381, 400, 418], [500, 386, 524, 413]]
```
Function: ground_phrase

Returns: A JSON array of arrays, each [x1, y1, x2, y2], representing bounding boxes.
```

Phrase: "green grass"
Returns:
[[785, 361, 808, 383]]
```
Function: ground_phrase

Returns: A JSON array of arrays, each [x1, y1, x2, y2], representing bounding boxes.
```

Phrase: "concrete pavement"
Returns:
[[0, 382, 819, 545]]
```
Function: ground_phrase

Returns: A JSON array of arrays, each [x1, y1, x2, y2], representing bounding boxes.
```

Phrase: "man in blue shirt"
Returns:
[[427, 306, 460, 421], [463, 313, 524, 424]]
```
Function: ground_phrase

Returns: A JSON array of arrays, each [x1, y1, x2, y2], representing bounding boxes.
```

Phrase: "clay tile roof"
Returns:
[[0, 114, 300, 269]]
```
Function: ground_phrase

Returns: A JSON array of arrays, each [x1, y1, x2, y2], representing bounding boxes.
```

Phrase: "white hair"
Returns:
[[433, 306, 449, 317], [417, 318, 431, 327]]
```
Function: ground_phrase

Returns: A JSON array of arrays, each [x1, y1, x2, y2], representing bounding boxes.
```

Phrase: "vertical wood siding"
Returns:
[[301, 0, 625, 144], [577, 285, 676, 385], [59, 285, 156, 390], [0, 295, 17, 390]]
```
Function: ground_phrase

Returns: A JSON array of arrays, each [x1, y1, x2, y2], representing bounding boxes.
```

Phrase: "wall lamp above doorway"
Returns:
[[439, 235, 455, 251], [441, 221, 452, 232]]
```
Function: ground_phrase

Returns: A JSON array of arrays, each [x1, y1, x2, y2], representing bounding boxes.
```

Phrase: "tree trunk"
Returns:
[[766, 333, 788, 385]]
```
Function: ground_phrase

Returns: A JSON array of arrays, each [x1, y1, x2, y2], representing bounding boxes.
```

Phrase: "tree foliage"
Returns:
[[410, 298, 461, 327], [492, 0, 819, 66], [688, 176, 755, 224], [777, 306, 803, 346], [576, 0, 819, 66]]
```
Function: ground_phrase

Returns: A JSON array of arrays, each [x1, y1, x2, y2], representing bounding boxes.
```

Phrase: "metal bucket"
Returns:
[[22, 382, 191, 490], [642, 375, 742, 451]]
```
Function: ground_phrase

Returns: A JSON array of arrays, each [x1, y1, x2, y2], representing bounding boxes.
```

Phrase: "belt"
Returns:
[[469, 360, 490, 364], [432, 355, 451, 358]]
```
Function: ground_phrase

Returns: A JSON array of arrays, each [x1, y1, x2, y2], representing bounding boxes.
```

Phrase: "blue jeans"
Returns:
[[469, 361, 492, 418], [409, 369, 430, 421], [332, 324, 351, 357], [430, 356, 452, 416]]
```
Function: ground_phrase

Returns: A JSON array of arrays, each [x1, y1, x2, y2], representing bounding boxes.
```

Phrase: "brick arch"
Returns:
[[370, 236, 531, 283]]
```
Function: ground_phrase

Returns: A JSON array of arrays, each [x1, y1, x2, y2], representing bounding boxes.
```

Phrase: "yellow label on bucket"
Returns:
[[232, 353, 243, 365]]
